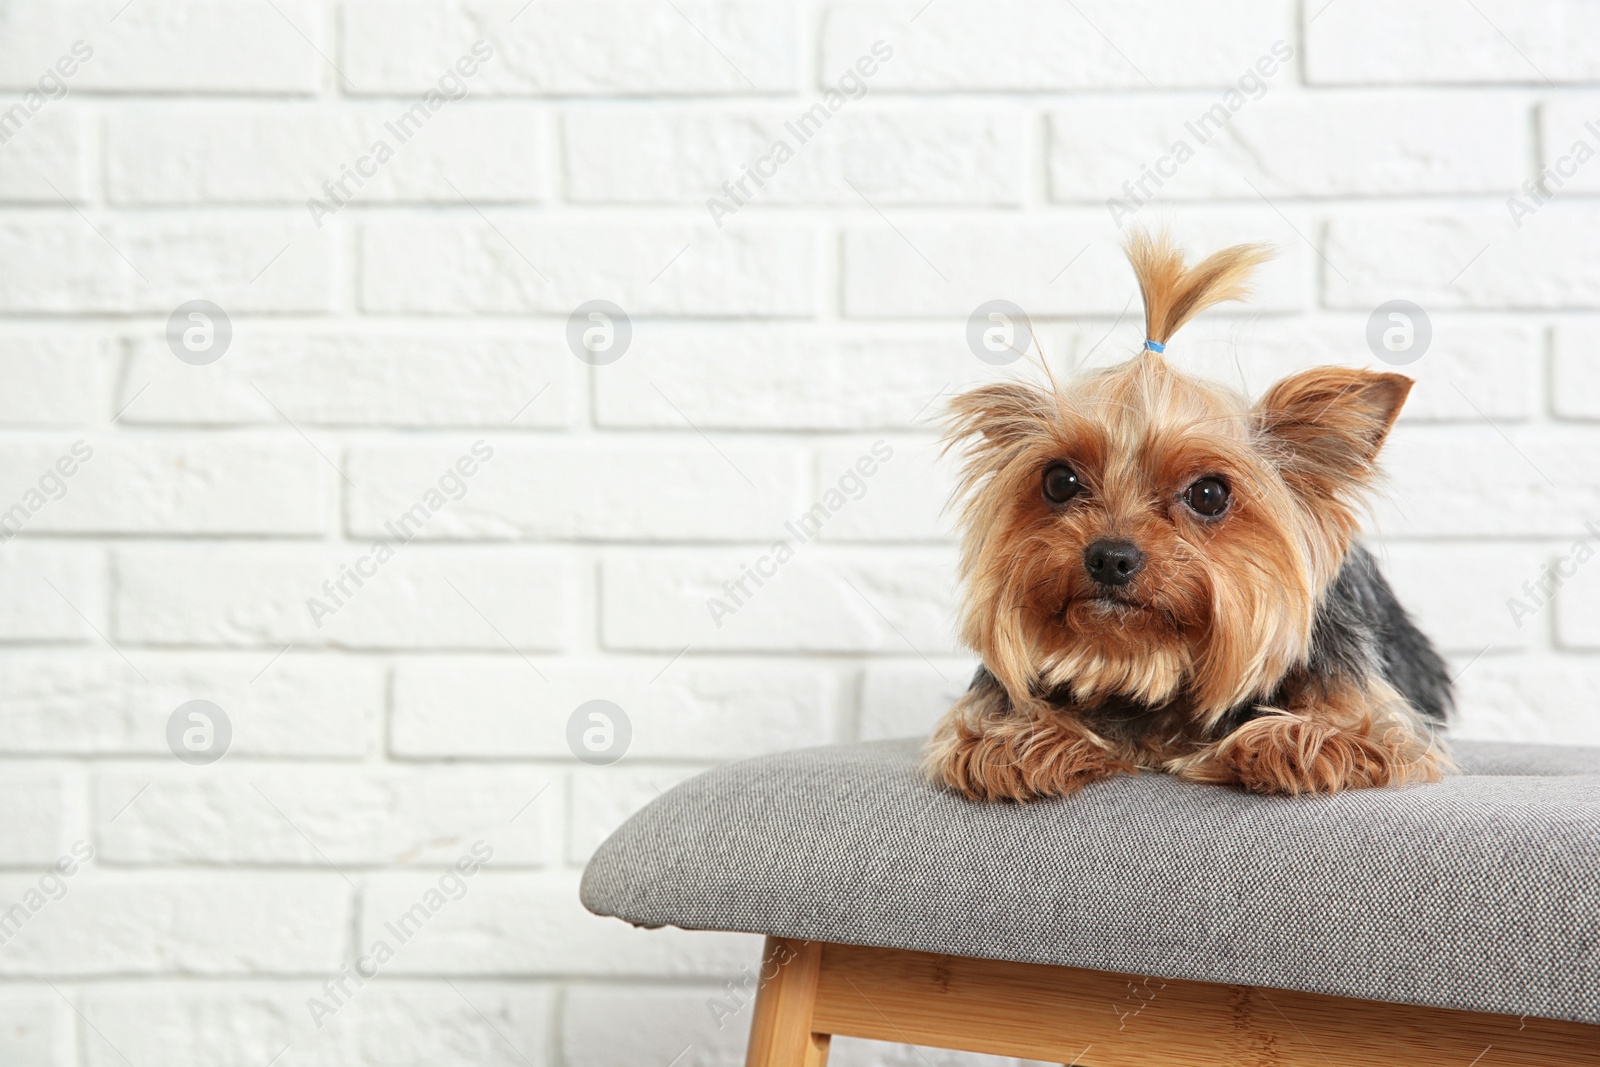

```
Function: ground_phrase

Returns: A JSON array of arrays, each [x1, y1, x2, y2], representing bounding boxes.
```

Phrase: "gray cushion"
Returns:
[[581, 739, 1600, 1026]]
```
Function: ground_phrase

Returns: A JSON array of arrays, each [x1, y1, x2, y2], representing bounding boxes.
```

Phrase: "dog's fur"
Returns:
[[927, 232, 1452, 801]]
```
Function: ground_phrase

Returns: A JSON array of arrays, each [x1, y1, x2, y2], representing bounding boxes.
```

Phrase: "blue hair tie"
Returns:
[[1143, 339, 1165, 353]]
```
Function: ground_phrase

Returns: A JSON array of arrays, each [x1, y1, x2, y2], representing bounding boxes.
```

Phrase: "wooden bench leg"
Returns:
[[744, 936, 830, 1066]]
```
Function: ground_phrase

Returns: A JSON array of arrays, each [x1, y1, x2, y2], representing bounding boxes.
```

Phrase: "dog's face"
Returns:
[[948, 353, 1411, 721]]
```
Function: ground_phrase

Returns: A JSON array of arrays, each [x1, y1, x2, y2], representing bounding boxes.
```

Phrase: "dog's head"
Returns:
[[948, 233, 1411, 722]]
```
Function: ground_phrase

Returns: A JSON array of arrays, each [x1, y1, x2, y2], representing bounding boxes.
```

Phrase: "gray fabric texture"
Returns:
[[580, 738, 1600, 1025]]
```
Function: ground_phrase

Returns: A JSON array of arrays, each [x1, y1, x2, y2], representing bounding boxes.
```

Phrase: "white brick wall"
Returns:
[[0, 2, 1594, 1064]]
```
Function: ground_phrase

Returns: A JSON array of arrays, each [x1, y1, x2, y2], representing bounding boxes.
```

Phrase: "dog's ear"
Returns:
[[1254, 367, 1411, 496], [944, 381, 1055, 458]]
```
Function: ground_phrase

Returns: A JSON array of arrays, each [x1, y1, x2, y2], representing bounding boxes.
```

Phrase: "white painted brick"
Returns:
[[112, 547, 569, 650], [859, 661, 975, 741], [109, 103, 547, 205], [0, 2, 322, 93], [0, 873, 347, 975], [1375, 429, 1600, 538], [120, 331, 573, 428], [96, 766, 554, 867], [1306, 0, 1600, 85], [561, 985, 746, 1067], [843, 215, 1308, 318], [391, 657, 833, 759], [565, 106, 1025, 206], [361, 871, 757, 975], [1538, 97, 1600, 196], [1453, 657, 1600, 745], [0, 546, 100, 643], [80, 982, 552, 1067], [813, 438, 953, 542], [0, 109, 93, 202], [1555, 534, 1600, 648], [0, 436, 324, 536], [1050, 95, 1524, 201], [0, 991, 71, 1067], [1324, 210, 1600, 310], [0, 334, 114, 424], [568, 765, 704, 863], [0, 215, 333, 313], [341, 2, 799, 96], [360, 218, 812, 316], [601, 549, 958, 653], [347, 439, 807, 541], [0, 767, 77, 866], [1552, 322, 1600, 420], [0, 652, 377, 757], [1374, 543, 1546, 654], [823, 1, 1295, 91]]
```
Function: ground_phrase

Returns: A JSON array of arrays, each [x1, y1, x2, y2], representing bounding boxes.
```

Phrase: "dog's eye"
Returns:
[[1185, 477, 1230, 517], [1042, 464, 1082, 504]]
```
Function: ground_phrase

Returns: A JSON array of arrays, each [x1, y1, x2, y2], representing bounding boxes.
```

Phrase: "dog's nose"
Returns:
[[1084, 539, 1144, 587]]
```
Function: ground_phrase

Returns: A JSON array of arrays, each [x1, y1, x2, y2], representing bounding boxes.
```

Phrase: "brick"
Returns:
[[0, 991, 71, 1067], [0, 546, 100, 643], [0, 215, 332, 313], [561, 985, 746, 1067], [361, 871, 757, 976], [0, 334, 114, 424], [0, 109, 93, 202], [0, 436, 324, 536], [0, 652, 377, 757], [0, 873, 347, 975], [1538, 98, 1600, 196], [391, 657, 833, 758], [109, 103, 547, 205], [1376, 543, 1547, 654], [112, 547, 569, 650], [0, 1, 322, 93], [1376, 429, 1600, 537], [346, 439, 807, 541], [859, 661, 975, 741], [360, 218, 812, 316], [1306, 0, 1600, 85], [568, 765, 704, 863], [80, 982, 552, 1067], [1453, 656, 1600, 745], [1555, 533, 1600, 648], [119, 331, 572, 428], [601, 549, 959, 653], [823, 1, 1295, 90], [1050, 95, 1524, 202], [1324, 210, 1600, 309], [843, 215, 1308, 318], [1553, 322, 1600, 419], [341, 2, 799, 95], [0, 767, 77, 866], [95, 766, 555, 867], [814, 438, 953, 542], [564, 106, 1025, 206]]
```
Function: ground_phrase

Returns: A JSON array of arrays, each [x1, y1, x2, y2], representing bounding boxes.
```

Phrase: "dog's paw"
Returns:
[[928, 714, 1132, 802], [1184, 711, 1444, 796]]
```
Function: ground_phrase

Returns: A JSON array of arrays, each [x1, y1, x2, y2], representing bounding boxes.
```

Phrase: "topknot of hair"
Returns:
[[1124, 230, 1273, 347]]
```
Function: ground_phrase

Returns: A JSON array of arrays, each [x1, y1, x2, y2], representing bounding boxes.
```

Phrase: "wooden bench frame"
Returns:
[[745, 937, 1600, 1066]]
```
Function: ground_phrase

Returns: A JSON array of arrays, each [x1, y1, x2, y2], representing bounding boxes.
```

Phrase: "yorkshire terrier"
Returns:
[[929, 232, 1452, 801]]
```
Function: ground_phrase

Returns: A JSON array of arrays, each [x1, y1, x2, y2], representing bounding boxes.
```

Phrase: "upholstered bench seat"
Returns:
[[581, 738, 1600, 1063]]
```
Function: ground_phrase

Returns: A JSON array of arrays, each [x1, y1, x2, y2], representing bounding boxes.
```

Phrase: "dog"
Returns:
[[928, 231, 1452, 801]]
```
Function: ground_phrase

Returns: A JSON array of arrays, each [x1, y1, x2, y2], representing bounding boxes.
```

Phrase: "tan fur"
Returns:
[[928, 231, 1437, 801]]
